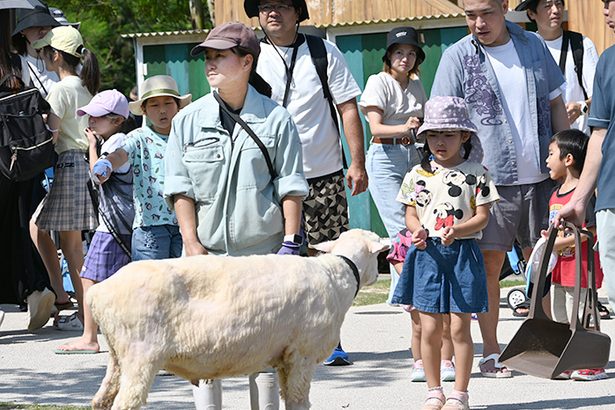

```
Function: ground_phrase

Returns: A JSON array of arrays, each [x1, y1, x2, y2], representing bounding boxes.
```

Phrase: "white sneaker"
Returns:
[[441, 360, 456, 382], [27, 288, 55, 331], [55, 312, 83, 331], [410, 360, 426, 382]]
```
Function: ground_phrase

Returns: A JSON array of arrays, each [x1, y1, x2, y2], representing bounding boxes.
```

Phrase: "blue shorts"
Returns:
[[391, 238, 488, 314], [131, 224, 182, 261]]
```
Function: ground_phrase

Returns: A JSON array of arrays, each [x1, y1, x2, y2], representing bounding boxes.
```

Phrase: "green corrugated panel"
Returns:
[[333, 34, 373, 232], [142, 44, 210, 99]]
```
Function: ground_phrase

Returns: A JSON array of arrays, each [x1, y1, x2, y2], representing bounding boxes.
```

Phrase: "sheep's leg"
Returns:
[[110, 351, 161, 410], [92, 348, 121, 410], [278, 354, 315, 410]]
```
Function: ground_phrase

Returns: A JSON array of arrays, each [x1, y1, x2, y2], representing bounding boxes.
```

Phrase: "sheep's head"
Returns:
[[311, 229, 389, 287]]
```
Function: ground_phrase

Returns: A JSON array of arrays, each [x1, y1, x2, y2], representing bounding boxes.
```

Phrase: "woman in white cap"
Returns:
[[12, 2, 61, 97], [30, 25, 101, 330], [162, 22, 308, 410], [92, 75, 191, 261]]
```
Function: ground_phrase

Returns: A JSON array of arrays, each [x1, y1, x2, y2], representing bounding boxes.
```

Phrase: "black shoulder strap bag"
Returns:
[[213, 91, 277, 181]]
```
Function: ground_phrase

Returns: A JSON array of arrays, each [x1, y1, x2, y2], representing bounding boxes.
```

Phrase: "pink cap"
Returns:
[[77, 89, 129, 118]]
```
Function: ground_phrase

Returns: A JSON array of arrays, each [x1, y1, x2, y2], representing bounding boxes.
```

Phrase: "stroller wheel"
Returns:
[[507, 288, 527, 310]]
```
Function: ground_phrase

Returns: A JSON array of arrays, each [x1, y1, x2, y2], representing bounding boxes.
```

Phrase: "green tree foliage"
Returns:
[[50, 0, 211, 94]]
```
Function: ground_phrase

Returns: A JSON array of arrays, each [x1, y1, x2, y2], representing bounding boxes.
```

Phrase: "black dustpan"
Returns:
[[499, 223, 611, 379]]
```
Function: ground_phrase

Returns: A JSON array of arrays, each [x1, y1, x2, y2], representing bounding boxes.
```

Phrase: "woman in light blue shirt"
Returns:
[[163, 22, 308, 410]]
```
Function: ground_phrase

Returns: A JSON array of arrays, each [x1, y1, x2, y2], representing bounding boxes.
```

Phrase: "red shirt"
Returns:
[[548, 187, 603, 288]]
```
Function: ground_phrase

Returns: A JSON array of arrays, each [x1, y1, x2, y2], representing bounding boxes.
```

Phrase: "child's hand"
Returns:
[[92, 158, 112, 184], [441, 227, 455, 246], [85, 127, 98, 146], [412, 229, 428, 250]]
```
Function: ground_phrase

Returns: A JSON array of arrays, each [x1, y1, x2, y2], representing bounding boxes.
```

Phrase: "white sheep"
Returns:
[[88, 229, 389, 410]]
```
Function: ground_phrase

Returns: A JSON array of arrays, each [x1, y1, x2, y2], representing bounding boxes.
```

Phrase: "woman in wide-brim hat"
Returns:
[[163, 22, 308, 410], [12, 2, 61, 97]]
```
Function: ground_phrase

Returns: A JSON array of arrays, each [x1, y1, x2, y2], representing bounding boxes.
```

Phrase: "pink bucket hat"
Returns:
[[77, 89, 129, 119], [417, 96, 478, 138]]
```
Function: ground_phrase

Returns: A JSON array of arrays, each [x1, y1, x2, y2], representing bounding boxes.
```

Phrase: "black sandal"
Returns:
[[597, 301, 611, 320], [512, 300, 530, 318]]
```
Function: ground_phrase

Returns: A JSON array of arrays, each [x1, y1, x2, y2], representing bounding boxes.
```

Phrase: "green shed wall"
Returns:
[[143, 43, 210, 100]]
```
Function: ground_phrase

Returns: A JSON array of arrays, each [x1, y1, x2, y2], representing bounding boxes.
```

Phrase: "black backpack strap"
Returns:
[[567, 31, 588, 101], [558, 30, 569, 74], [305, 34, 348, 169], [213, 91, 277, 181]]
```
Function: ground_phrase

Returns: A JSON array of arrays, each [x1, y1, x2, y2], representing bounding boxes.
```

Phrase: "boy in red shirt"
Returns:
[[545, 129, 606, 381]]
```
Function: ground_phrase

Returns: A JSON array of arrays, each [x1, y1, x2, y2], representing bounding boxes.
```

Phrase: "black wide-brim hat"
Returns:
[[12, 4, 60, 37], [244, 0, 309, 22], [515, 0, 539, 11], [383, 26, 425, 65]]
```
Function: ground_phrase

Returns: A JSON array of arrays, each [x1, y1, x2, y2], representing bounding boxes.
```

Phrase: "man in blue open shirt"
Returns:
[[431, 0, 569, 378]]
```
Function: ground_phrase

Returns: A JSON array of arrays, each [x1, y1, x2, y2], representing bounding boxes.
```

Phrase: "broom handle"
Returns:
[[570, 226, 600, 332]]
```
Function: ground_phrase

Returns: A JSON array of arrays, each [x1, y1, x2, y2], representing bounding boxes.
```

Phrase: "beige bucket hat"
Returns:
[[129, 75, 192, 115]]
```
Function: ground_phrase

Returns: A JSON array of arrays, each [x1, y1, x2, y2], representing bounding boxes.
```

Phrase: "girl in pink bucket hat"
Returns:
[[391, 96, 500, 410]]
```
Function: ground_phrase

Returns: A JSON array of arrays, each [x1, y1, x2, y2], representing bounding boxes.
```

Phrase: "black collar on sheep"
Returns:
[[338, 256, 360, 298]]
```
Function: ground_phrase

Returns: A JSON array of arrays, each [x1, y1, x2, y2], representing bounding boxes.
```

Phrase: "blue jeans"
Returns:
[[131, 225, 183, 261], [366, 142, 421, 302]]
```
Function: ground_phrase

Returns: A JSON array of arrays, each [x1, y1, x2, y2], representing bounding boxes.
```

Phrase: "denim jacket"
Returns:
[[164, 85, 308, 256], [431, 21, 564, 185]]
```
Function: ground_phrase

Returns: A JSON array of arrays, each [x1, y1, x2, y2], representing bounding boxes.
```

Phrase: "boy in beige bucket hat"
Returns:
[[92, 75, 191, 261]]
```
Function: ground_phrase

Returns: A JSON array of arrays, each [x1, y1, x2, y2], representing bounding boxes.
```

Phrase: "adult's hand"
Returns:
[[184, 240, 208, 256], [553, 199, 586, 229], [346, 162, 368, 196], [277, 241, 301, 255], [566, 102, 582, 124]]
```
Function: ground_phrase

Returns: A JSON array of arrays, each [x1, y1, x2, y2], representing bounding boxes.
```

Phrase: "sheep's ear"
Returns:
[[370, 238, 391, 254], [311, 240, 336, 253]]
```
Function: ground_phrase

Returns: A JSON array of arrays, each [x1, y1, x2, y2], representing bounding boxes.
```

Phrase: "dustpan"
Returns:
[[499, 222, 611, 379]]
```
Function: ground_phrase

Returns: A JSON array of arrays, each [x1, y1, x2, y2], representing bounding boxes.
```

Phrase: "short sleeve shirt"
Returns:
[[397, 161, 499, 239], [359, 72, 427, 126], [587, 44, 615, 212], [257, 35, 361, 178], [46, 76, 91, 154], [121, 126, 177, 228]]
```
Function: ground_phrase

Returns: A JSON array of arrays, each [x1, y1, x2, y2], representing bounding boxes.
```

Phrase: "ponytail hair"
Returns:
[[43, 44, 100, 95], [79, 47, 100, 95], [420, 131, 474, 173]]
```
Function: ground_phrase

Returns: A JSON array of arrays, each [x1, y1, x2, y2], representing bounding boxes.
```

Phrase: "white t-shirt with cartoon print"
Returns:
[[397, 161, 500, 240]]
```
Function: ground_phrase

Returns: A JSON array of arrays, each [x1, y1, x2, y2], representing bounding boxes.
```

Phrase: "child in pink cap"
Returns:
[[55, 89, 134, 350]]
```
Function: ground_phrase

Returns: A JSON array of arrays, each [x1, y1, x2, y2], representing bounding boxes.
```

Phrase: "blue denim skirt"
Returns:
[[391, 238, 488, 313]]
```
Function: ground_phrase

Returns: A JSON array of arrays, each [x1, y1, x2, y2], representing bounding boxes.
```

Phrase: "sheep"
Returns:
[[88, 228, 389, 410]]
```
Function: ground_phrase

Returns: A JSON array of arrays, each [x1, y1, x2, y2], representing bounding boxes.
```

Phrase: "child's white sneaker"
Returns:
[[411, 359, 426, 382], [55, 312, 83, 331], [441, 360, 456, 382]]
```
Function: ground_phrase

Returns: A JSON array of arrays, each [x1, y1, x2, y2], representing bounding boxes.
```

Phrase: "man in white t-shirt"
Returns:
[[431, 0, 570, 379], [517, 0, 599, 134], [243, 0, 367, 246], [243, 0, 368, 369]]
